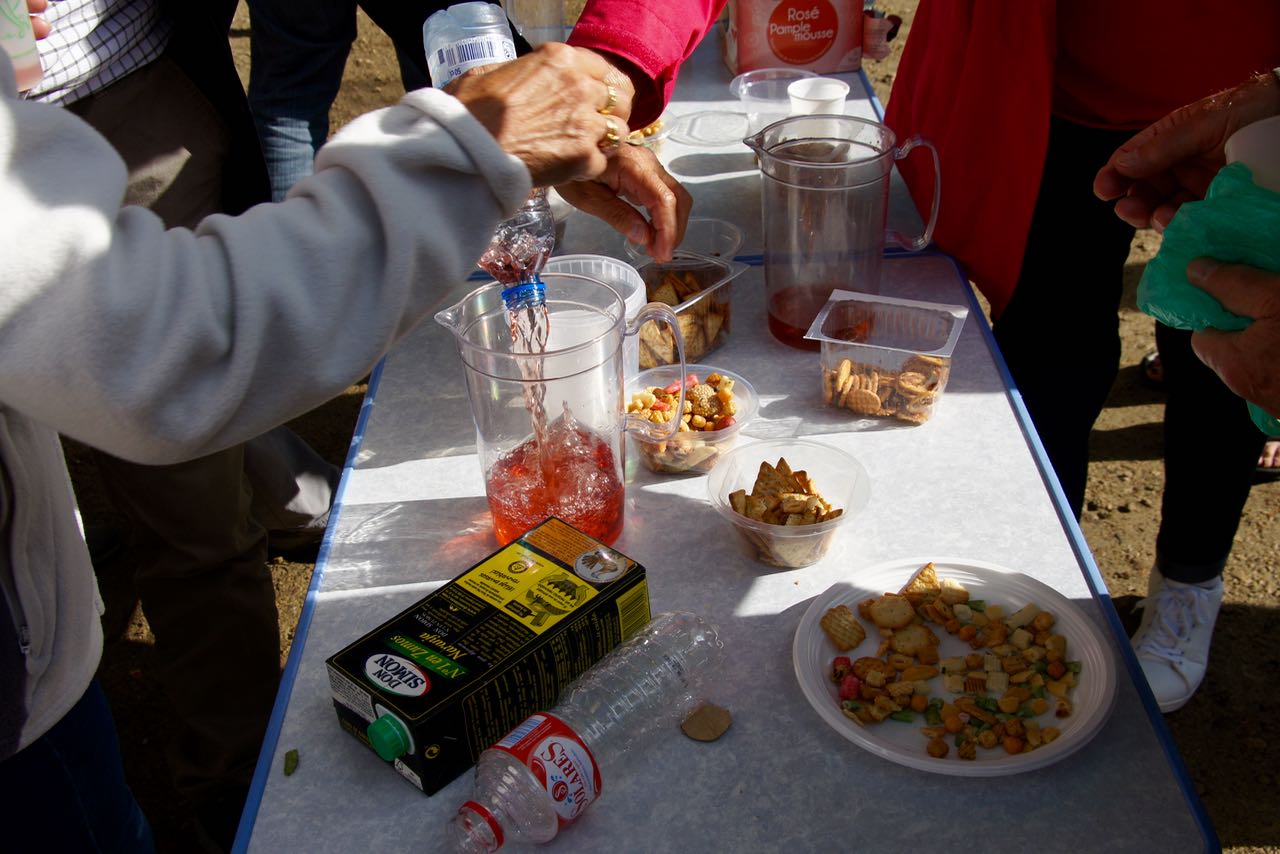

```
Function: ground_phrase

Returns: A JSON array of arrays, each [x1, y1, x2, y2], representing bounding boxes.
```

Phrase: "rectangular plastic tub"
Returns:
[[804, 290, 968, 425], [635, 251, 748, 369]]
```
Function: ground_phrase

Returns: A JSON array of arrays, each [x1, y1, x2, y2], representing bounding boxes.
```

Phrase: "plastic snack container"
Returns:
[[635, 251, 749, 368], [804, 290, 967, 425], [707, 438, 871, 568], [626, 364, 758, 474]]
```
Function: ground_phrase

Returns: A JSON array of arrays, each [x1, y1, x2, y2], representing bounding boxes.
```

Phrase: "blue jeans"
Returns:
[[0, 680, 154, 853], [246, 0, 433, 201]]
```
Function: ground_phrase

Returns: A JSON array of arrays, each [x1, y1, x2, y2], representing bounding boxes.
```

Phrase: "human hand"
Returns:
[[1187, 258, 1280, 418], [451, 43, 634, 187], [555, 144, 692, 262], [27, 0, 50, 38], [1093, 72, 1280, 231]]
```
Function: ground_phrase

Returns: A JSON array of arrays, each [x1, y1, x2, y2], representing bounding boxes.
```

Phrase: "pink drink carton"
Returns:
[[723, 0, 864, 75]]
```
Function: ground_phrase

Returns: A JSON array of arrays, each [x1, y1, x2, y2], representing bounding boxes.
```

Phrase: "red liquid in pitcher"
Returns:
[[767, 286, 829, 350], [485, 416, 625, 546]]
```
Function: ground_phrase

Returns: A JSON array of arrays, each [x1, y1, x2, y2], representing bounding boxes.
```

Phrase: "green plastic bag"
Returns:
[[1137, 162, 1280, 434]]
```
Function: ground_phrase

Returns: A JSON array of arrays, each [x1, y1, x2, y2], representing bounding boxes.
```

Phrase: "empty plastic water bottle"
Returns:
[[476, 188, 555, 310], [423, 2, 517, 89], [448, 612, 723, 852], [423, 2, 553, 311]]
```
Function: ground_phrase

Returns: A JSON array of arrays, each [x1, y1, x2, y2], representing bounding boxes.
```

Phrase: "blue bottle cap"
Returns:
[[501, 275, 546, 311]]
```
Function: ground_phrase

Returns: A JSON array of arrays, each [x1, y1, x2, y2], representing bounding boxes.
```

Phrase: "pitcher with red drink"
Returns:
[[745, 115, 940, 349], [436, 272, 686, 545]]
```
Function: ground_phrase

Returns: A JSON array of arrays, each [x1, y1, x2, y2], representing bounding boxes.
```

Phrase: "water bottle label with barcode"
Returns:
[[437, 34, 517, 83]]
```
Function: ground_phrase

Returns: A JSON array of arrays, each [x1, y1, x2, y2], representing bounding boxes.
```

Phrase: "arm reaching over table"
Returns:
[[0, 38, 632, 821], [0, 45, 618, 465], [1093, 70, 1280, 231]]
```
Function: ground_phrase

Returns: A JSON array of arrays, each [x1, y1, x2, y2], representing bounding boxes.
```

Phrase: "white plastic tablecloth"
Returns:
[[237, 29, 1216, 854]]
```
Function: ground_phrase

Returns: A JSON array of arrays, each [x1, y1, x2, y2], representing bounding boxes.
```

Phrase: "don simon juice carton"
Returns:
[[325, 517, 651, 795]]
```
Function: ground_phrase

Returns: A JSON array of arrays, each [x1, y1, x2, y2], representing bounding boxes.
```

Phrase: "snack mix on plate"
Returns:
[[638, 266, 729, 368], [818, 562, 1082, 761], [821, 354, 951, 424], [627, 372, 739, 473]]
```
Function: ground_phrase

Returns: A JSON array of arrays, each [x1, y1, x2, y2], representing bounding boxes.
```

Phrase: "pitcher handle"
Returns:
[[623, 301, 688, 442], [887, 134, 940, 252]]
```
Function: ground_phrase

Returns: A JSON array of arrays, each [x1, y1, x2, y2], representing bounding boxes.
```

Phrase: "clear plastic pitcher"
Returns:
[[435, 272, 686, 545], [744, 115, 940, 349]]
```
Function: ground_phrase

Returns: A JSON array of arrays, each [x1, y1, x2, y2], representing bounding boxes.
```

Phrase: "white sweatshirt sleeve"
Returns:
[[0, 57, 531, 464]]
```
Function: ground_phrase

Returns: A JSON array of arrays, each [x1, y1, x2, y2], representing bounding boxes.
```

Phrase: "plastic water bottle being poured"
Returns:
[[479, 188, 556, 311], [422, 3, 556, 312]]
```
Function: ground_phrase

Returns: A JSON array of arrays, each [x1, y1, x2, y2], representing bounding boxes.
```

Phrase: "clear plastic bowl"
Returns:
[[707, 438, 871, 568], [626, 364, 758, 474], [730, 67, 819, 135], [624, 216, 745, 263]]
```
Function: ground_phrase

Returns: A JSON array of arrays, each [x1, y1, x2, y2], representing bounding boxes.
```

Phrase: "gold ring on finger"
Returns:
[[598, 117, 622, 152], [599, 83, 618, 116]]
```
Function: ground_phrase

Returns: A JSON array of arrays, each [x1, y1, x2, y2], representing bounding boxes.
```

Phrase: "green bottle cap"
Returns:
[[367, 714, 410, 761]]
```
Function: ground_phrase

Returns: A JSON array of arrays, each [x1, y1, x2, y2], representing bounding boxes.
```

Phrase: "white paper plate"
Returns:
[[792, 557, 1119, 776]]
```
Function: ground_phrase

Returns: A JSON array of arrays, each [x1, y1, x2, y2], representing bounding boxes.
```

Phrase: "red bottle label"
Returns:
[[492, 713, 602, 828]]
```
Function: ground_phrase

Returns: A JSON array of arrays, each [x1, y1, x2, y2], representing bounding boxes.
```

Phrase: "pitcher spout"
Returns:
[[433, 300, 466, 336]]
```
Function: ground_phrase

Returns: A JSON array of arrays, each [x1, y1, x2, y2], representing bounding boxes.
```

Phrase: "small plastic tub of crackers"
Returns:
[[803, 290, 967, 425], [636, 251, 749, 369], [707, 439, 871, 569], [626, 364, 758, 474]]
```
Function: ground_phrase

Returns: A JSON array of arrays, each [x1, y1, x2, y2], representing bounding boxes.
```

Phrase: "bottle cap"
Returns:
[[367, 714, 411, 761], [501, 276, 546, 311]]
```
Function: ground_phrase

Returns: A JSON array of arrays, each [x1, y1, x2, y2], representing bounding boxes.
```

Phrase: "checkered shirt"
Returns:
[[27, 0, 172, 105]]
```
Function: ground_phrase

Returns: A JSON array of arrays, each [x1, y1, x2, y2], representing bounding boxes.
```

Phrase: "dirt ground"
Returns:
[[69, 2, 1280, 852]]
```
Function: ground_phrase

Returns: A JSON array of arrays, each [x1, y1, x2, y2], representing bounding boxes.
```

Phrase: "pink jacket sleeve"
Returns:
[[568, 0, 728, 128]]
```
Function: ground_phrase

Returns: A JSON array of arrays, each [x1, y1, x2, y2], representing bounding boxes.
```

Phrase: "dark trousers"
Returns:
[[64, 53, 296, 833], [993, 116, 1263, 583], [0, 681, 155, 853]]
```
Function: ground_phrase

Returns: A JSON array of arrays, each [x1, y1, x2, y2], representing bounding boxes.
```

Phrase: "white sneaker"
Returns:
[[1130, 567, 1223, 713]]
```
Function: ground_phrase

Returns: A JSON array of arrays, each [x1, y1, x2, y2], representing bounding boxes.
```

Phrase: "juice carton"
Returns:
[[724, 0, 864, 75], [325, 517, 651, 795]]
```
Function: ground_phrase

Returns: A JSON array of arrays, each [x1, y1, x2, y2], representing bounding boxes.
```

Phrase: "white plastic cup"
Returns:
[[0, 0, 43, 92], [788, 77, 850, 116], [1225, 114, 1280, 194]]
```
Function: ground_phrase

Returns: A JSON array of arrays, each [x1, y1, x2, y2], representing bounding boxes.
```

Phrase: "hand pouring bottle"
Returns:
[[448, 612, 723, 852], [424, 2, 553, 310]]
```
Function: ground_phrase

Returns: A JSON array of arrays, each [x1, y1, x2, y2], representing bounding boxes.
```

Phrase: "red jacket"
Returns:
[[884, 2, 1055, 318], [885, 0, 1280, 318], [569, 0, 728, 129]]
